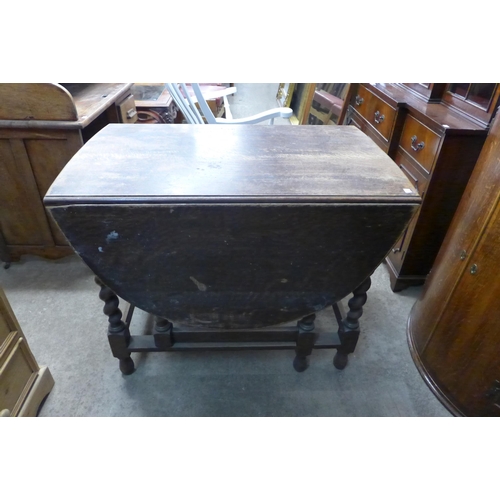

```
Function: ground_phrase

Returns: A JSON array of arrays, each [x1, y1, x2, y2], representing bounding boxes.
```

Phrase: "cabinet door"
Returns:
[[25, 130, 83, 245], [0, 129, 82, 246], [0, 137, 53, 246], [422, 200, 500, 416]]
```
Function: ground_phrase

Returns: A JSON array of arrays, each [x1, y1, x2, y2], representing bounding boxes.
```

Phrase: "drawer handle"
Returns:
[[411, 135, 425, 151], [399, 163, 419, 188], [355, 95, 364, 106], [392, 228, 407, 253], [374, 111, 385, 124]]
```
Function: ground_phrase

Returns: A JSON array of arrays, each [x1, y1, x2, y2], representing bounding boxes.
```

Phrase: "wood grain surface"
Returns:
[[0, 83, 77, 121], [45, 124, 420, 204], [46, 124, 420, 329], [50, 203, 416, 328], [408, 108, 500, 416]]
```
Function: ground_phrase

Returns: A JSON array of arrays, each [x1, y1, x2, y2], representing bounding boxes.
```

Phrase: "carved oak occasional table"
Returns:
[[44, 124, 420, 374]]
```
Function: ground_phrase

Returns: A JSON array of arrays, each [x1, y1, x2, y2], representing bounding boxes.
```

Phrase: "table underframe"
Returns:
[[95, 276, 372, 375]]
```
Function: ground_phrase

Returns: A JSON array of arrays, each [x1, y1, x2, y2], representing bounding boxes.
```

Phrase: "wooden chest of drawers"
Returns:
[[348, 84, 404, 156], [347, 84, 488, 291], [0, 286, 54, 417]]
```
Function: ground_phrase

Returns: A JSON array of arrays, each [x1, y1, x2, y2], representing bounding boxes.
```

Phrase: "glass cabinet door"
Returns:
[[447, 83, 497, 110], [444, 83, 500, 126]]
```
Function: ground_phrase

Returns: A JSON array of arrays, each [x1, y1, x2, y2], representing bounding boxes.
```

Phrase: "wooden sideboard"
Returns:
[[407, 108, 500, 417], [0, 285, 54, 417], [346, 83, 495, 291], [0, 83, 136, 266]]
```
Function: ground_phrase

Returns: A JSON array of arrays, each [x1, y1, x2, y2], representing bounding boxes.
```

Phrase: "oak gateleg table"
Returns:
[[44, 124, 420, 374]]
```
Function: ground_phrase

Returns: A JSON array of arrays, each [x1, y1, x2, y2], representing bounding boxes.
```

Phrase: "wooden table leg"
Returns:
[[95, 277, 134, 375], [154, 316, 173, 349], [293, 314, 316, 372], [333, 276, 371, 370]]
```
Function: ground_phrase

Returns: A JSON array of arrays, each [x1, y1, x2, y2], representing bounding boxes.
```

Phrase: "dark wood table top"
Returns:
[[45, 124, 420, 205]]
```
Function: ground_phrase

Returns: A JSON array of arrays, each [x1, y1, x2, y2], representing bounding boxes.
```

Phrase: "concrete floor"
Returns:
[[0, 84, 452, 417]]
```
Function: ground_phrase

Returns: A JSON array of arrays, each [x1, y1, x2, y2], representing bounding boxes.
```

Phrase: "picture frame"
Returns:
[[288, 83, 316, 125], [276, 83, 295, 108]]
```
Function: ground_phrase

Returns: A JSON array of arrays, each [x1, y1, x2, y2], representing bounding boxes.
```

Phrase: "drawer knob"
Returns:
[[355, 95, 364, 106], [411, 135, 425, 152], [374, 111, 385, 124]]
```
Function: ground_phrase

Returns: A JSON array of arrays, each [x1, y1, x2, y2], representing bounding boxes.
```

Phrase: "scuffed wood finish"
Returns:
[[45, 124, 420, 203], [51, 202, 416, 329], [59, 83, 134, 128], [0, 83, 77, 121], [0, 83, 134, 128], [46, 124, 419, 330], [408, 110, 500, 417]]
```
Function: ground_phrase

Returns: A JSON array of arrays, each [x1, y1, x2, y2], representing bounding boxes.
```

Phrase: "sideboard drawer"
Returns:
[[387, 208, 419, 273], [117, 94, 138, 124], [394, 150, 428, 198], [400, 115, 442, 174], [353, 85, 397, 142], [388, 151, 427, 273]]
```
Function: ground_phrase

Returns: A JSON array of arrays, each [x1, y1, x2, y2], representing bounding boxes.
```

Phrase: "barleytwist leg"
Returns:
[[293, 314, 316, 372], [333, 276, 371, 370], [95, 277, 134, 375]]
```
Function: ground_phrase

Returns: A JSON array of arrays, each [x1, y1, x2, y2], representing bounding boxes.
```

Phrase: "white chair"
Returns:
[[166, 83, 293, 124]]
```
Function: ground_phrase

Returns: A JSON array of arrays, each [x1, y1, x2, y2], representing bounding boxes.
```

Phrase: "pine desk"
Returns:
[[44, 124, 419, 374]]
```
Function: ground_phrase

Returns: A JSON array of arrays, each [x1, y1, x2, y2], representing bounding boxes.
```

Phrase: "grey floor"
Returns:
[[0, 84, 452, 417]]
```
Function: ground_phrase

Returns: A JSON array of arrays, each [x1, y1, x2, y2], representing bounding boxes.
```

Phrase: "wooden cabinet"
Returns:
[[0, 286, 54, 417], [0, 83, 135, 265], [347, 84, 405, 156], [407, 110, 500, 417], [346, 83, 490, 291]]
